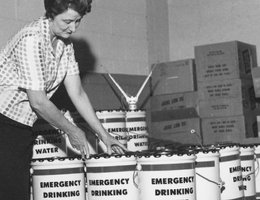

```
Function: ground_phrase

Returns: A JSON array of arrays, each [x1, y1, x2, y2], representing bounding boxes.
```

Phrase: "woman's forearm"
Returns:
[[27, 89, 80, 134], [68, 86, 108, 139]]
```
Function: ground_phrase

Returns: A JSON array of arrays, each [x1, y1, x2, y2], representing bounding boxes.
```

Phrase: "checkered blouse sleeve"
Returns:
[[66, 43, 79, 76], [16, 33, 45, 91]]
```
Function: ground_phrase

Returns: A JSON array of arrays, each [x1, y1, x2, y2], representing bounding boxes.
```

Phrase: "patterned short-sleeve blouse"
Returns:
[[0, 17, 79, 126]]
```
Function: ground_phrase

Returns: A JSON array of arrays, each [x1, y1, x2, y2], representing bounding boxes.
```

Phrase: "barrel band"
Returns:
[[195, 161, 215, 168], [240, 155, 254, 161], [141, 162, 195, 171], [33, 167, 84, 176], [256, 154, 260, 158], [219, 154, 240, 162], [244, 195, 257, 200], [99, 118, 125, 123], [126, 117, 146, 122], [87, 164, 136, 173]]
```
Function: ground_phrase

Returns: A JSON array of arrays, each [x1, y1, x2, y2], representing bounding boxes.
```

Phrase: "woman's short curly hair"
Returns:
[[44, 0, 92, 19]]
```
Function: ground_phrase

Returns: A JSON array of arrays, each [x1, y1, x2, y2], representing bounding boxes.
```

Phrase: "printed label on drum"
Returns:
[[109, 132, 127, 143], [34, 137, 62, 153], [220, 160, 244, 199], [35, 147, 59, 154], [229, 165, 243, 183], [128, 132, 148, 145], [101, 119, 127, 145], [34, 136, 63, 146], [126, 122, 149, 151], [139, 170, 196, 199], [40, 180, 82, 198], [152, 176, 195, 196], [127, 126, 147, 132], [33, 174, 85, 200], [34, 129, 63, 135], [33, 135, 67, 159], [87, 172, 138, 200], [107, 127, 128, 133], [127, 132, 148, 151], [89, 178, 129, 196]]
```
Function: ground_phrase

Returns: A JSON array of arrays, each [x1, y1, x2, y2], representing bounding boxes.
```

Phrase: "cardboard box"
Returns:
[[241, 137, 260, 144], [150, 92, 199, 111], [195, 41, 257, 81], [151, 107, 199, 121], [150, 109, 201, 145], [198, 97, 254, 118], [151, 59, 197, 95], [198, 78, 255, 101], [150, 118, 202, 145], [201, 114, 258, 145], [198, 78, 256, 118]]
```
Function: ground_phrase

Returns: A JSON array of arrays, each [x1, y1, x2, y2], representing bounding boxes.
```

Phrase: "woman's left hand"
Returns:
[[101, 133, 128, 155]]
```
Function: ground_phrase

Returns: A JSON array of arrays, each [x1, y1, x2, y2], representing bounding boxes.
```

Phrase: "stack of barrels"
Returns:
[[30, 143, 260, 200]]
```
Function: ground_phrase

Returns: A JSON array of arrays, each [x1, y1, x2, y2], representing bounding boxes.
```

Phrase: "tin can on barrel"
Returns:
[[31, 157, 86, 200]]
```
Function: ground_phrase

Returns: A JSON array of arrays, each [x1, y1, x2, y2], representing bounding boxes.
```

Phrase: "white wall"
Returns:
[[0, 0, 45, 47], [74, 0, 149, 75], [0, 0, 157, 75], [2, 1, 259, 75], [168, 0, 260, 64]]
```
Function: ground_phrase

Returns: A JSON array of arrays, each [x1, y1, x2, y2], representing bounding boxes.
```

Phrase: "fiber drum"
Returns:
[[31, 157, 86, 200], [96, 110, 127, 147], [125, 110, 149, 151], [240, 145, 256, 200], [137, 151, 196, 200], [194, 147, 222, 200], [85, 154, 138, 200], [254, 144, 260, 199], [218, 144, 244, 200]]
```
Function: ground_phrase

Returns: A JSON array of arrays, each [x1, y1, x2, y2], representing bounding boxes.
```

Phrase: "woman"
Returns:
[[0, 0, 127, 199]]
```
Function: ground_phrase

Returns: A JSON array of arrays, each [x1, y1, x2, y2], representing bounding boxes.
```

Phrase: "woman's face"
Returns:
[[50, 8, 82, 39]]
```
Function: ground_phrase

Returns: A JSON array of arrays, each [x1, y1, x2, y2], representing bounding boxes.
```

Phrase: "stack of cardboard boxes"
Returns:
[[150, 59, 200, 145], [150, 41, 260, 145], [196, 41, 258, 144]]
